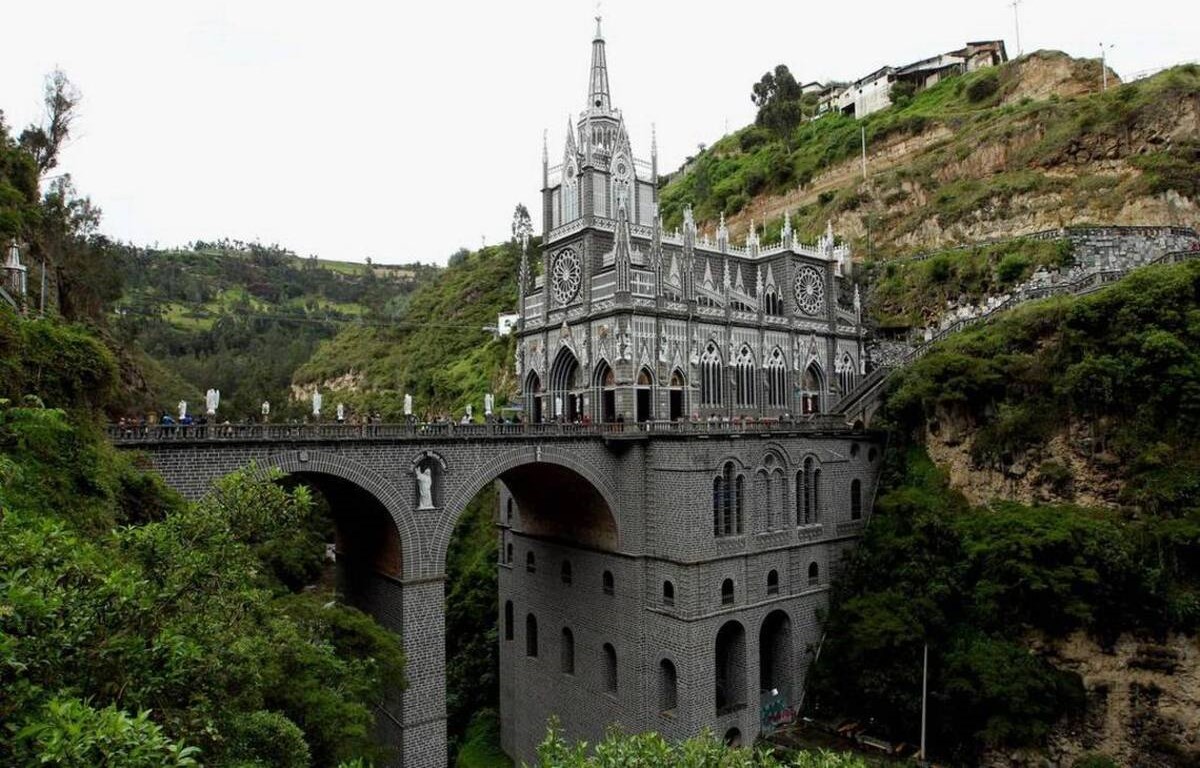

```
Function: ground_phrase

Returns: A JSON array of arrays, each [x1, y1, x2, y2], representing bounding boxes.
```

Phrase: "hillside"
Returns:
[[660, 53, 1199, 258], [115, 242, 440, 420], [812, 259, 1200, 767], [291, 239, 524, 419]]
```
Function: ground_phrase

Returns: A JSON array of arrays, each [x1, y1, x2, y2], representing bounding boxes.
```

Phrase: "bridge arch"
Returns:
[[427, 445, 623, 577], [262, 450, 421, 577]]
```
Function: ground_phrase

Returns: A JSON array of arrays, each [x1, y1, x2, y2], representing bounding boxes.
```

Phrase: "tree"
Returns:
[[19, 70, 81, 173], [512, 203, 533, 244], [752, 65, 805, 137]]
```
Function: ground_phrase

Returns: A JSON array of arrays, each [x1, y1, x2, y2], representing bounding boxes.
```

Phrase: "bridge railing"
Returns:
[[106, 414, 860, 445]]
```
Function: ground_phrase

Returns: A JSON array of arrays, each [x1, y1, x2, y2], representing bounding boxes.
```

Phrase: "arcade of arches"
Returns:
[[524, 345, 837, 423]]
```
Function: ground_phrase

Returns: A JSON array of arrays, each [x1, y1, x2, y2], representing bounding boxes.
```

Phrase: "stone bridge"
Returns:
[[111, 417, 878, 767]]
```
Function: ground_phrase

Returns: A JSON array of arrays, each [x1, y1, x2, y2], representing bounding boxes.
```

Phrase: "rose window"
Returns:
[[794, 265, 825, 315], [551, 249, 582, 306]]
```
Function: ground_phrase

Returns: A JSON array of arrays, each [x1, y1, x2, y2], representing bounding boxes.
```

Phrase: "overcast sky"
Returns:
[[3, 0, 1196, 264]]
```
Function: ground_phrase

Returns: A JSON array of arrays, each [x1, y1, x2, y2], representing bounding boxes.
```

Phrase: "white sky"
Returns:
[[3, 0, 1196, 264]]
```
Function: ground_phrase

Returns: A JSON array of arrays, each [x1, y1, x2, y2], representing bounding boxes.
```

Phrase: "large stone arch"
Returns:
[[426, 445, 623, 577], [263, 449, 422, 574]]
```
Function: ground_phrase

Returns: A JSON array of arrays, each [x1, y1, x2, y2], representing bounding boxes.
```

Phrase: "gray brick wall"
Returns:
[[124, 430, 882, 767]]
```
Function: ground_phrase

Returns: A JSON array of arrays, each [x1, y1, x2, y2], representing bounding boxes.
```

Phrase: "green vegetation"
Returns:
[[0, 309, 406, 766], [660, 56, 1200, 255], [862, 238, 1073, 328], [812, 261, 1200, 762], [294, 239, 526, 418], [446, 488, 502, 761], [456, 709, 511, 768], [535, 723, 871, 767], [115, 242, 440, 420]]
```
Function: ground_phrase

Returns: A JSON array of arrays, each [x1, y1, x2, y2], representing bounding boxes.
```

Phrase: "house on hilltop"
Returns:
[[821, 40, 1008, 119]]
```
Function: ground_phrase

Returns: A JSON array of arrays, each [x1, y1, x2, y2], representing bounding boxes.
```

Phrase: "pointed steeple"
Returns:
[[564, 116, 577, 156], [651, 123, 658, 183], [717, 212, 729, 253], [588, 16, 612, 112], [781, 210, 793, 248]]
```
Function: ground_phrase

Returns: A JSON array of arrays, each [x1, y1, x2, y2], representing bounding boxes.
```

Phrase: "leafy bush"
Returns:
[[10, 698, 199, 768], [534, 721, 869, 767], [966, 71, 1000, 103]]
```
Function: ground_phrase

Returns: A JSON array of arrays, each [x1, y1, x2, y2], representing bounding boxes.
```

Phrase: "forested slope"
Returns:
[[812, 260, 1200, 767]]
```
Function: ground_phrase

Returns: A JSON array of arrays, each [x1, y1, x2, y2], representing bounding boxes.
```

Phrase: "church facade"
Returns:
[[515, 20, 864, 426], [497, 20, 880, 765]]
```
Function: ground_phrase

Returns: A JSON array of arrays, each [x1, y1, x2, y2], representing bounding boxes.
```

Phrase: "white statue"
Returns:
[[178, 400, 187, 420], [261, 400, 270, 416], [312, 390, 322, 417], [484, 393, 494, 417], [205, 388, 220, 415], [416, 464, 434, 509], [336, 403, 345, 422]]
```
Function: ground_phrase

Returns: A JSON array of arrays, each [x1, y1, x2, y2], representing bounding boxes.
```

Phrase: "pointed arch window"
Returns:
[[764, 288, 783, 316], [851, 478, 863, 520], [797, 457, 820, 525], [734, 345, 756, 408], [838, 351, 857, 395], [801, 361, 823, 415], [765, 348, 787, 408], [700, 342, 723, 407], [713, 461, 743, 537]]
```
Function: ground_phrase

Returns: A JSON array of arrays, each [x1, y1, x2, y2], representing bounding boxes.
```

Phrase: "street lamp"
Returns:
[[1099, 43, 1116, 92]]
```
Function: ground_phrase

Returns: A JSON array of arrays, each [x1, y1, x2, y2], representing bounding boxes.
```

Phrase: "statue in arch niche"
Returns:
[[416, 461, 436, 509]]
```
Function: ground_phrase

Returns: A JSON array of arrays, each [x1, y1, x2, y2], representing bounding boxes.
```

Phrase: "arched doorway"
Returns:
[[715, 620, 747, 714], [635, 367, 653, 423], [668, 369, 685, 421], [549, 347, 582, 422], [759, 610, 793, 702], [800, 361, 824, 415], [524, 370, 543, 424], [594, 360, 616, 423]]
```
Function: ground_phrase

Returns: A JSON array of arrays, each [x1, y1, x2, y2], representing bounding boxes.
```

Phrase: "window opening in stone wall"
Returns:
[[724, 728, 743, 747], [525, 614, 539, 657], [808, 561, 820, 586], [662, 580, 675, 607], [850, 443, 860, 458], [813, 467, 822, 520], [561, 560, 572, 585], [504, 600, 513, 641], [734, 345, 756, 407], [700, 342, 723, 406], [506, 542, 513, 564], [526, 551, 536, 573], [602, 642, 618, 693], [766, 347, 787, 407], [659, 659, 678, 712], [721, 578, 735, 606], [851, 478, 862, 520], [506, 497, 513, 523], [838, 351, 857, 395], [801, 361, 823, 415], [560, 627, 575, 674], [767, 569, 780, 595], [713, 462, 742, 537], [602, 570, 614, 595]]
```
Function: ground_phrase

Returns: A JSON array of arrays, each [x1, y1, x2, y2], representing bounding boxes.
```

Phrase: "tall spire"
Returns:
[[588, 16, 611, 111]]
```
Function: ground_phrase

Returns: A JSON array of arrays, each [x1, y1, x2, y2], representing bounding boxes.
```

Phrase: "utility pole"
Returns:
[[860, 126, 867, 181], [1100, 42, 1115, 91], [1009, 0, 1023, 56], [919, 642, 929, 763]]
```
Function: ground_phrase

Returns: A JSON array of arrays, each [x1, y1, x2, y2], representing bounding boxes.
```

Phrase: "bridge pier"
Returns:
[[396, 576, 448, 768]]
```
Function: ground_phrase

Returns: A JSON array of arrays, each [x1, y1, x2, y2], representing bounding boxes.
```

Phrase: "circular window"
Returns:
[[551, 249, 582, 306], [794, 265, 825, 316]]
